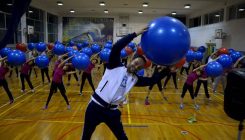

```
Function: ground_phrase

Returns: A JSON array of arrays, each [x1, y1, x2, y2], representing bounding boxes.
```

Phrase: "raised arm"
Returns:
[[58, 55, 74, 68]]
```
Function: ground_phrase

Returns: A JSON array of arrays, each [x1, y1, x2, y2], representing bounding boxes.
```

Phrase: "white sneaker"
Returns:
[[67, 105, 71, 110], [180, 104, 184, 109], [194, 104, 200, 110], [21, 90, 25, 93], [31, 89, 35, 93]]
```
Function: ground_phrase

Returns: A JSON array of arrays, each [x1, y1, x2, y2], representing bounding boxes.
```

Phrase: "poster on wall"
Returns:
[[63, 17, 114, 43]]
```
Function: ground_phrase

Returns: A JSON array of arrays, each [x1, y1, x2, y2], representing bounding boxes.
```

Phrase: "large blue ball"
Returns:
[[100, 48, 111, 62], [28, 43, 35, 51], [230, 51, 243, 63], [128, 42, 136, 50], [217, 54, 233, 68], [35, 55, 49, 68], [77, 43, 83, 50], [81, 47, 93, 57], [0, 47, 12, 57], [7, 50, 26, 66], [91, 44, 101, 54], [141, 16, 190, 65], [197, 46, 206, 53], [195, 51, 203, 61], [53, 43, 65, 55], [205, 61, 223, 77], [36, 42, 47, 52], [136, 69, 144, 76], [65, 47, 73, 53], [82, 41, 89, 48], [104, 43, 112, 49], [228, 48, 235, 54], [69, 40, 75, 46], [107, 40, 113, 44], [68, 50, 79, 57], [72, 53, 90, 70], [120, 49, 128, 58], [186, 50, 195, 62]]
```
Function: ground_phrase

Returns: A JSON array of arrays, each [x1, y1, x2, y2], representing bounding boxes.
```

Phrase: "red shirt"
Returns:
[[84, 63, 95, 74], [21, 63, 32, 75], [52, 66, 64, 83]]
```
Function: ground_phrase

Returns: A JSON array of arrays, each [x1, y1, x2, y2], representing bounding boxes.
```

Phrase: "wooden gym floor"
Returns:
[[0, 66, 243, 140]]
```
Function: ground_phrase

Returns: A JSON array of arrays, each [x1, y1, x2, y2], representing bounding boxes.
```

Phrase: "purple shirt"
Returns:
[[0, 66, 9, 80], [21, 63, 31, 75], [54, 60, 61, 72], [186, 72, 199, 85], [200, 70, 208, 78], [52, 66, 64, 83], [84, 63, 95, 74]]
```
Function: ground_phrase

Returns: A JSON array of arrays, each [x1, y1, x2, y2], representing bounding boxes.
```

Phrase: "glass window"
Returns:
[[47, 13, 58, 42], [189, 16, 201, 28], [237, 3, 245, 19], [0, 30, 6, 41], [0, 13, 5, 28], [204, 14, 209, 25], [228, 5, 237, 20], [0, 0, 13, 13]]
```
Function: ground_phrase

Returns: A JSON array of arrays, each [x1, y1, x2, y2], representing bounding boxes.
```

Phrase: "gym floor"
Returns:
[[0, 66, 241, 140]]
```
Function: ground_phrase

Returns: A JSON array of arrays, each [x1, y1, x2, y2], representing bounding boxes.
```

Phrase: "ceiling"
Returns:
[[31, 0, 229, 16]]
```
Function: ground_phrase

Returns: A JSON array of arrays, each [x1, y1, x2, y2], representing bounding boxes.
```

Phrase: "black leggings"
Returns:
[[164, 72, 178, 88], [0, 0, 32, 49], [80, 72, 95, 93], [45, 81, 69, 106], [0, 79, 14, 100], [149, 80, 162, 91], [20, 73, 34, 90], [29, 67, 38, 77], [194, 80, 210, 98], [68, 73, 78, 82], [8, 66, 18, 78], [181, 83, 195, 99], [82, 101, 128, 140], [41, 67, 50, 83], [180, 67, 189, 75]]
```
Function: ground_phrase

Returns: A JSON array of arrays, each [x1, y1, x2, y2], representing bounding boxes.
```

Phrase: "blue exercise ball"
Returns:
[[55, 41, 61, 44], [104, 43, 112, 49], [230, 51, 242, 63], [69, 40, 75, 46], [195, 51, 203, 61], [99, 48, 111, 62], [28, 43, 35, 51], [228, 48, 235, 54], [36, 42, 47, 52], [197, 46, 206, 53], [82, 41, 89, 48], [53, 43, 65, 55], [65, 47, 74, 53], [120, 49, 128, 58], [217, 54, 233, 68], [81, 47, 93, 57], [107, 40, 113, 44], [72, 53, 90, 70], [7, 50, 26, 66], [35, 55, 49, 68], [68, 50, 79, 57], [141, 16, 190, 65], [136, 69, 144, 76], [91, 44, 101, 53], [186, 50, 195, 62], [205, 61, 223, 77], [0, 47, 12, 57], [128, 42, 136, 50], [77, 43, 83, 50]]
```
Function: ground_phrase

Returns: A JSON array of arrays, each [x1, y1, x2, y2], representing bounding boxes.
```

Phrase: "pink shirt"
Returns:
[[52, 66, 64, 83], [84, 63, 95, 74], [186, 72, 199, 85], [21, 63, 31, 75], [0, 66, 9, 80]]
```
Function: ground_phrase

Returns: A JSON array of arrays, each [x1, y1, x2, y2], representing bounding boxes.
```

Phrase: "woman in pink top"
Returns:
[[180, 69, 201, 110], [43, 56, 75, 110], [79, 59, 97, 95], [20, 59, 34, 93], [0, 58, 14, 104]]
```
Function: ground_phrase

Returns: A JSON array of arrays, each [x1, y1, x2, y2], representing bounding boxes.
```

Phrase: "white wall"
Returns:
[[189, 18, 245, 51]]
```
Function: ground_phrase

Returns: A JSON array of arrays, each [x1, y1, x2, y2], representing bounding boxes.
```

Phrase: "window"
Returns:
[[189, 16, 201, 28], [228, 2, 245, 20], [47, 13, 58, 42], [0, 13, 5, 28], [26, 6, 44, 43], [204, 9, 224, 25]]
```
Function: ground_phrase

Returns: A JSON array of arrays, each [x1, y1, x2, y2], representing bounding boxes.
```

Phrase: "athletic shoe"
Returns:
[[67, 105, 71, 110], [194, 104, 200, 110], [180, 104, 184, 109], [43, 105, 48, 110], [31, 89, 35, 93], [145, 99, 150, 105], [79, 92, 83, 96], [21, 90, 25, 93], [9, 99, 14, 104]]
